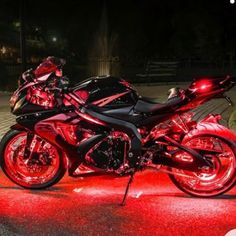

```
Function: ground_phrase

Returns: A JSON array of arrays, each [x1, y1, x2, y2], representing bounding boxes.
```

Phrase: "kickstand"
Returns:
[[120, 171, 135, 206]]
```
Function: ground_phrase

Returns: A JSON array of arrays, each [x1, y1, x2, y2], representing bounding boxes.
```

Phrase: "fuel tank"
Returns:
[[72, 76, 138, 107], [71, 76, 140, 122]]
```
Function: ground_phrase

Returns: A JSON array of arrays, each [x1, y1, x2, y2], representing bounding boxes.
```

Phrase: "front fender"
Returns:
[[183, 122, 236, 147], [10, 124, 28, 131]]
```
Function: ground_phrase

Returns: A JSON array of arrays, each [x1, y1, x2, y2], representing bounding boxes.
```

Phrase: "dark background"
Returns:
[[1, 0, 236, 89]]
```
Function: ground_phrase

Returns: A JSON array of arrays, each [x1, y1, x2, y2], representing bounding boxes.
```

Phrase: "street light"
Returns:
[[230, 0, 235, 4], [52, 37, 57, 42], [0, 46, 7, 54]]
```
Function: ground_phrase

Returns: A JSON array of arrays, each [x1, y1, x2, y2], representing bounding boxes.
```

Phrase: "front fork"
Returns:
[[23, 132, 40, 160]]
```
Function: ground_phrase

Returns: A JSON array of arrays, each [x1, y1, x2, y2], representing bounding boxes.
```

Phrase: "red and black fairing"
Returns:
[[10, 80, 58, 116], [10, 57, 65, 115], [70, 76, 141, 122], [72, 76, 138, 106]]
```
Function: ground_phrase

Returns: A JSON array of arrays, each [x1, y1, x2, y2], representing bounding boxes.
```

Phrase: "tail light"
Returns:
[[189, 79, 213, 93]]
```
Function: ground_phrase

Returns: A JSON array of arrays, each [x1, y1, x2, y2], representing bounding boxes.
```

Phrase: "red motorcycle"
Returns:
[[1, 57, 236, 204]]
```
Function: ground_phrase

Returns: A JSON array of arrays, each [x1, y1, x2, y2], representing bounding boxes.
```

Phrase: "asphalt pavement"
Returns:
[[0, 169, 235, 236], [0, 93, 11, 112]]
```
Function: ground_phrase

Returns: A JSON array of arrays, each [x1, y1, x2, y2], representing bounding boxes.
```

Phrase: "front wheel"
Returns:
[[0, 129, 66, 189], [169, 135, 236, 197]]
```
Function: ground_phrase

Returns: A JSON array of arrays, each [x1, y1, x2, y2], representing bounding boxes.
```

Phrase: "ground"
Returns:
[[0, 85, 236, 236], [0, 169, 236, 236]]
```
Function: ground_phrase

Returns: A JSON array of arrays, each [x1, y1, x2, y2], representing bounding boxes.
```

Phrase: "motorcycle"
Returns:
[[1, 57, 236, 205]]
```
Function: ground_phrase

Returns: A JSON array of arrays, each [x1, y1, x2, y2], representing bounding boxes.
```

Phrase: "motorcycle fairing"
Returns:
[[16, 109, 61, 130], [72, 76, 138, 106]]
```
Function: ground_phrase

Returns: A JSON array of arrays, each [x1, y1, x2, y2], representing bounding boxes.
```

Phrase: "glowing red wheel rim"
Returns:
[[171, 136, 236, 197], [3, 131, 61, 188]]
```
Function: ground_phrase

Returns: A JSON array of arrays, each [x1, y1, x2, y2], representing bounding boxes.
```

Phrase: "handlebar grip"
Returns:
[[220, 75, 236, 86]]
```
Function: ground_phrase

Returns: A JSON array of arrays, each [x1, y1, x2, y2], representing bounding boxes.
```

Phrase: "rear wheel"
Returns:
[[169, 135, 236, 197], [0, 129, 66, 189]]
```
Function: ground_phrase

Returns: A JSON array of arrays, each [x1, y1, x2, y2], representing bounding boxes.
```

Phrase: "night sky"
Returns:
[[0, 0, 236, 60]]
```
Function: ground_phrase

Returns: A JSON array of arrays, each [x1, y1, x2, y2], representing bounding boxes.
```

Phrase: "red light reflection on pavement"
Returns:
[[0, 170, 235, 236]]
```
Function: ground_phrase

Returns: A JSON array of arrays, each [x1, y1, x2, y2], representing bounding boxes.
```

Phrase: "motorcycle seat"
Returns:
[[134, 96, 183, 113], [140, 96, 161, 103]]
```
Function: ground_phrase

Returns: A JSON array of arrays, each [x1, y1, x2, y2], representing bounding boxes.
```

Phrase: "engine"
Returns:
[[84, 135, 127, 171]]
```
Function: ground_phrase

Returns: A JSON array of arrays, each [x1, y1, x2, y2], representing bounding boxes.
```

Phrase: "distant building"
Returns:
[[0, 25, 46, 64], [0, 29, 19, 63]]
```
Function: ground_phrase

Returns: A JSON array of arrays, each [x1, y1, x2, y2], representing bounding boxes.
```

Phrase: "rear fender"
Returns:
[[183, 122, 236, 148]]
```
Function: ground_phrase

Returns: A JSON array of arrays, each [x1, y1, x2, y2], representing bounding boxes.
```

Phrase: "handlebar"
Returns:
[[229, 76, 236, 84], [220, 75, 236, 87]]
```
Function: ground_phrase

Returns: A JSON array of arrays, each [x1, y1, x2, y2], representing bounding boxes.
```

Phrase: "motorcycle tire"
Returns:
[[0, 129, 66, 189], [169, 134, 236, 197]]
